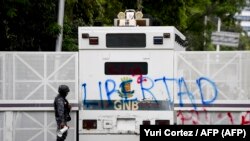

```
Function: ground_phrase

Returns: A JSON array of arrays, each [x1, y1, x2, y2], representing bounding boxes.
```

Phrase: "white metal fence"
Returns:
[[0, 52, 78, 141], [0, 51, 250, 141], [174, 51, 250, 124], [0, 112, 3, 141]]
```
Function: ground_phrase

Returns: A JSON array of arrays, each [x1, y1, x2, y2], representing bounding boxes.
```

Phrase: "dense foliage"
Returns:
[[0, 0, 60, 51], [0, 0, 248, 51]]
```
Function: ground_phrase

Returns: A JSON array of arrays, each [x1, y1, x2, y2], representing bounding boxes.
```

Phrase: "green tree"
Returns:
[[0, 0, 60, 51], [62, 0, 106, 51], [141, 0, 246, 50], [0, 0, 248, 51]]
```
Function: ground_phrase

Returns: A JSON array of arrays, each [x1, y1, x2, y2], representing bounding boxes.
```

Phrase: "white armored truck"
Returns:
[[78, 9, 186, 141]]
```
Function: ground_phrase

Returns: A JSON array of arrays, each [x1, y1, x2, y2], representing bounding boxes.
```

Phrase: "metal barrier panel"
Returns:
[[12, 112, 77, 141], [0, 52, 78, 110], [0, 54, 3, 100], [175, 51, 250, 124], [176, 111, 250, 125], [0, 111, 76, 141], [0, 112, 3, 141], [0, 52, 78, 141]]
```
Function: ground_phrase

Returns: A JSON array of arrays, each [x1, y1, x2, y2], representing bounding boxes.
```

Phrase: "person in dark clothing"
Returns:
[[54, 85, 71, 141]]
